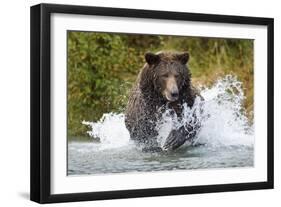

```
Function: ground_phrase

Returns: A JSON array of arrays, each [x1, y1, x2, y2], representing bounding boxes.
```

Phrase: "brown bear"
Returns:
[[125, 51, 202, 152]]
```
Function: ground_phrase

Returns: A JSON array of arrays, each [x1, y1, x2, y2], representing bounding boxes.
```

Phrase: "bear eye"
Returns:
[[162, 74, 169, 78]]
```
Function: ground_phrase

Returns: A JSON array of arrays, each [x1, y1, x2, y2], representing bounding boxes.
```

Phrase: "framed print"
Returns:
[[30, 3, 274, 203]]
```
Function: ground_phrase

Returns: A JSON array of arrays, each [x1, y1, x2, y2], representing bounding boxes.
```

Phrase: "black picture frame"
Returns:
[[30, 3, 274, 204]]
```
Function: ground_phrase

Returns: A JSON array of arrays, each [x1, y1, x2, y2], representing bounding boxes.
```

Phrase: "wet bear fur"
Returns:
[[125, 51, 201, 152]]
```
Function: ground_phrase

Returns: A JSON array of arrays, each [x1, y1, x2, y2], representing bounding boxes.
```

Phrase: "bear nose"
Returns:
[[171, 91, 179, 98]]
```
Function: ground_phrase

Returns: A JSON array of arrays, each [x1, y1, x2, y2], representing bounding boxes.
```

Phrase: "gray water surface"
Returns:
[[67, 141, 253, 175]]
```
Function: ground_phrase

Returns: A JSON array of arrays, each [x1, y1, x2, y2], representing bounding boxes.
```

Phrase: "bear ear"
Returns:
[[145, 52, 160, 65], [177, 52, 189, 64]]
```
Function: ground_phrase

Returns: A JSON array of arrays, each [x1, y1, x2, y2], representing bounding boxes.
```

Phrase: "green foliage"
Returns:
[[67, 31, 253, 139]]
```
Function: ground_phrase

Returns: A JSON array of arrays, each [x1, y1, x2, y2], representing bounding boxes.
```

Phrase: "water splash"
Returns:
[[83, 75, 254, 150], [82, 113, 130, 150], [196, 75, 253, 147]]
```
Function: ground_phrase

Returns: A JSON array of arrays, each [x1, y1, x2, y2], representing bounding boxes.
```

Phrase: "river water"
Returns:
[[68, 142, 253, 175], [68, 76, 254, 175]]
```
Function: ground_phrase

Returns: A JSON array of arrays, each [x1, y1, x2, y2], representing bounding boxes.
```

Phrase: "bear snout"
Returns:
[[164, 77, 179, 102], [171, 91, 179, 98], [165, 89, 179, 102]]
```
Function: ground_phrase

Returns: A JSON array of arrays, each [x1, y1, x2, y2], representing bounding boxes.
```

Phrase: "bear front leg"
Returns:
[[162, 126, 188, 151], [162, 119, 201, 151]]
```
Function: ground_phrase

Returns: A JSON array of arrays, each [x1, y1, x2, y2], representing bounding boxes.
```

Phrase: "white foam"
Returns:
[[82, 113, 130, 150], [195, 75, 254, 147]]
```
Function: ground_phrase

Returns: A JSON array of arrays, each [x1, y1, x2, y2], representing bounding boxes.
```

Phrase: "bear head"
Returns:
[[140, 51, 191, 102]]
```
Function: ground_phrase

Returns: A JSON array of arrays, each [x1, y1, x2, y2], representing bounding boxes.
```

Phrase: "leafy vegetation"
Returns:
[[67, 31, 253, 139]]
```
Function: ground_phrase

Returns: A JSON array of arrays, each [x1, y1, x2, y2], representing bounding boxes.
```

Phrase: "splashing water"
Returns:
[[195, 75, 253, 147], [82, 113, 130, 150], [69, 75, 254, 175], [82, 75, 253, 150]]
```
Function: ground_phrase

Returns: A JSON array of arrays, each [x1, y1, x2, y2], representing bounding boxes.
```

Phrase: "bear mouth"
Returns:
[[165, 93, 179, 102]]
